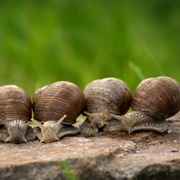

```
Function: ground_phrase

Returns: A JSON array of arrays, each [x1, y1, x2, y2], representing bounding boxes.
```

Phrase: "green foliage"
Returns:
[[0, 1, 180, 96], [59, 161, 77, 180]]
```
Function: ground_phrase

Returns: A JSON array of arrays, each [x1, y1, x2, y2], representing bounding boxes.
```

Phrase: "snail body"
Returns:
[[80, 77, 132, 134], [32, 81, 85, 143], [111, 76, 180, 134], [0, 85, 36, 143]]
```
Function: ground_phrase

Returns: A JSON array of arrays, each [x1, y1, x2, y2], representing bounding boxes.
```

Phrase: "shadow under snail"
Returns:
[[32, 81, 85, 143], [80, 76, 180, 135], [0, 85, 36, 144]]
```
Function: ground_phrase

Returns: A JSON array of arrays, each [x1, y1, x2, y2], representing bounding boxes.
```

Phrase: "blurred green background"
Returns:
[[0, 0, 180, 97]]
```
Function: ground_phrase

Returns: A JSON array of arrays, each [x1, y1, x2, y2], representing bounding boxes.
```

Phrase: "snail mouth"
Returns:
[[90, 120, 104, 128], [5, 134, 27, 144], [40, 128, 59, 143]]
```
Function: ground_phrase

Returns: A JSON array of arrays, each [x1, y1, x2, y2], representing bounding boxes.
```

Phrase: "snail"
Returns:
[[32, 81, 85, 143], [0, 85, 36, 143], [110, 76, 180, 134], [79, 77, 133, 134]]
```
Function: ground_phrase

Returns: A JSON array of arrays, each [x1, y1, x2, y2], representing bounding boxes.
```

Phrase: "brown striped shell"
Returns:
[[0, 85, 35, 144], [84, 77, 132, 115], [0, 85, 32, 122], [131, 76, 180, 119], [33, 81, 85, 124]]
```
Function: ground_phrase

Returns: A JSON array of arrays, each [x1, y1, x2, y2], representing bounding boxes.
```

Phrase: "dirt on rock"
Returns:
[[0, 113, 180, 180]]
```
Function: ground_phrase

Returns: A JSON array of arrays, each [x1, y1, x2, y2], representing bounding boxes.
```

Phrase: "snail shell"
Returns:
[[80, 77, 132, 134], [32, 81, 85, 143], [111, 76, 180, 134], [131, 76, 180, 119], [0, 85, 35, 143]]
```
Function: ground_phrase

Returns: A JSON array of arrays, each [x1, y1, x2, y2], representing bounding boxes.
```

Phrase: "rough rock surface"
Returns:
[[0, 113, 180, 180]]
